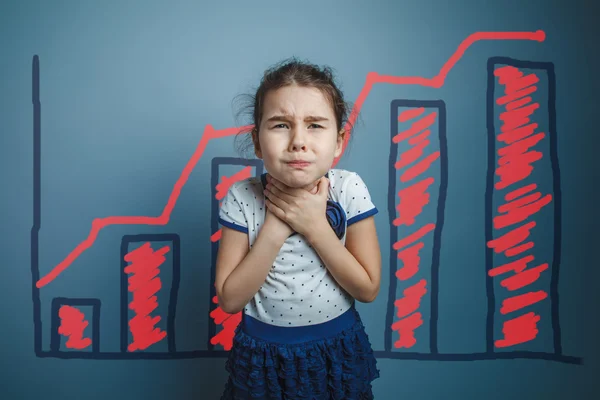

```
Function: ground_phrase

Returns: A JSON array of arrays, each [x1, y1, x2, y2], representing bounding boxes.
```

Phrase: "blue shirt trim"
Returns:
[[347, 207, 378, 226], [218, 217, 248, 234]]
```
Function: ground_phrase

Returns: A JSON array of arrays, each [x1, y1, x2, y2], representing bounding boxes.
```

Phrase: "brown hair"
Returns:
[[232, 57, 359, 159]]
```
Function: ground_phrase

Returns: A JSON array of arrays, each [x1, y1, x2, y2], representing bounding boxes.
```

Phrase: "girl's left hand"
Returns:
[[264, 175, 330, 239]]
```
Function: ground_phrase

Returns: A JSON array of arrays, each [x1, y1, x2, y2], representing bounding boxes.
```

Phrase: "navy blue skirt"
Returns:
[[220, 304, 380, 399]]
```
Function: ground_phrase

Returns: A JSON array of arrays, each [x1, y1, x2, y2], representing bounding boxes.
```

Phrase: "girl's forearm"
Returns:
[[220, 231, 286, 314], [306, 223, 378, 303]]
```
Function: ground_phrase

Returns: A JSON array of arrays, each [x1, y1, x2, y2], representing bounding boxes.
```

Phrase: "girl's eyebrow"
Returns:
[[266, 115, 329, 123]]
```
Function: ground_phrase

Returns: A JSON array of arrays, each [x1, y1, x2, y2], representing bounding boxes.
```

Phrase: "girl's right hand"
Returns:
[[263, 205, 294, 243], [261, 174, 320, 242]]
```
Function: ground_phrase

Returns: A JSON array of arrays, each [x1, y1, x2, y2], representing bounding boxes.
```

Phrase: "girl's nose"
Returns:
[[289, 129, 307, 151]]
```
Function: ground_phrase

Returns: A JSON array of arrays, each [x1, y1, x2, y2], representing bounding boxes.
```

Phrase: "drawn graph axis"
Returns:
[[32, 350, 582, 364]]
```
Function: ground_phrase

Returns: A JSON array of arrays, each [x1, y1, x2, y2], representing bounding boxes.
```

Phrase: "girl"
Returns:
[[216, 58, 381, 399]]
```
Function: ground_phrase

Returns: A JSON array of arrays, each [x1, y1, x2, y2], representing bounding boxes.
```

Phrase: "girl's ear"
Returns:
[[252, 127, 262, 159], [334, 129, 345, 158]]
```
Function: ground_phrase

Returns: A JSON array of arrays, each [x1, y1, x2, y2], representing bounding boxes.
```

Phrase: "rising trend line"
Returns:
[[36, 30, 546, 288]]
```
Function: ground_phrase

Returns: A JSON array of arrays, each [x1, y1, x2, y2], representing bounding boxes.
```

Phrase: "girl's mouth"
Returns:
[[287, 161, 311, 168]]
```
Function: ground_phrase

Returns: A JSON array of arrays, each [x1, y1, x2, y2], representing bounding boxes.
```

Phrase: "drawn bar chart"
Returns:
[[29, 32, 582, 364]]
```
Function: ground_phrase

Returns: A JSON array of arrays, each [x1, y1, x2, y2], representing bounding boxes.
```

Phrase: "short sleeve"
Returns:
[[344, 172, 378, 226], [218, 183, 248, 234]]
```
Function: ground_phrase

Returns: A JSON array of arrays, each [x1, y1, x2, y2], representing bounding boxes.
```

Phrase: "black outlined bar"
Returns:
[[385, 100, 448, 355], [50, 297, 100, 354], [486, 57, 561, 355], [208, 157, 263, 350], [120, 234, 180, 354]]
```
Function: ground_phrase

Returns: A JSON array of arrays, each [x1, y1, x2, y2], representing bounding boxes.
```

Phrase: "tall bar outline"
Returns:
[[485, 56, 562, 355], [120, 233, 181, 353], [385, 99, 448, 354], [208, 157, 264, 350]]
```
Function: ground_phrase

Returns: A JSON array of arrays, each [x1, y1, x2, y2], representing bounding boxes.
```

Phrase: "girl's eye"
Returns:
[[271, 123, 323, 129]]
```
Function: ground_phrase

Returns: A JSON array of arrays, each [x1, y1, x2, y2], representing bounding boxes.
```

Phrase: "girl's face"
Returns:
[[253, 84, 344, 189]]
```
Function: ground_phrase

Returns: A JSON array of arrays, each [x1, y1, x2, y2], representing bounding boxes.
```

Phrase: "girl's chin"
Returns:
[[274, 174, 319, 189]]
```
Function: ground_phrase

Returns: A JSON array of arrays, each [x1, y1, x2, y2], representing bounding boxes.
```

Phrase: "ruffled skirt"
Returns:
[[220, 305, 380, 399]]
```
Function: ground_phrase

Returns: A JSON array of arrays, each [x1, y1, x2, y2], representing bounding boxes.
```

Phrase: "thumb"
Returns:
[[317, 177, 330, 197]]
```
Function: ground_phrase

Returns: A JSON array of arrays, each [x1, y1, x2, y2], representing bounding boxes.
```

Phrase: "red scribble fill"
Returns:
[[506, 96, 532, 111], [394, 139, 430, 170], [391, 313, 423, 349], [489, 254, 535, 276], [500, 290, 548, 314], [37, 30, 545, 288], [500, 103, 540, 133], [408, 129, 431, 146], [210, 230, 222, 242], [393, 224, 436, 251], [494, 192, 552, 229], [215, 167, 253, 201], [505, 183, 537, 201], [499, 263, 549, 291], [209, 170, 255, 348], [489, 254, 550, 290], [395, 279, 427, 318], [488, 220, 536, 254], [398, 107, 425, 122], [497, 123, 538, 144], [498, 88, 538, 111], [124, 242, 168, 351], [209, 295, 242, 351], [401, 152, 440, 182], [58, 305, 92, 350], [396, 242, 424, 281], [394, 178, 434, 226], [504, 242, 534, 257], [210, 167, 253, 242], [393, 112, 437, 143], [489, 64, 551, 348], [391, 108, 439, 349], [495, 312, 541, 348], [499, 72, 540, 97], [496, 133, 545, 189]]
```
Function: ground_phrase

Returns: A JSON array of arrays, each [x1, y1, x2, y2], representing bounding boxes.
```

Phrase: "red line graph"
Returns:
[[36, 30, 546, 288]]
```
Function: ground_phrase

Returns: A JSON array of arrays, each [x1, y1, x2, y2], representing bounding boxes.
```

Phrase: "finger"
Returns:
[[267, 183, 296, 204], [307, 180, 319, 194], [268, 179, 302, 200], [317, 177, 330, 196], [265, 198, 286, 220], [264, 186, 288, 209], [271, 176, 313, 197], [268, 176, 294, 192]]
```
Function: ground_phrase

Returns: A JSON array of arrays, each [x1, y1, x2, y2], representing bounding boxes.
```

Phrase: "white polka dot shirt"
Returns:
[[218, 168, 378, 326]]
